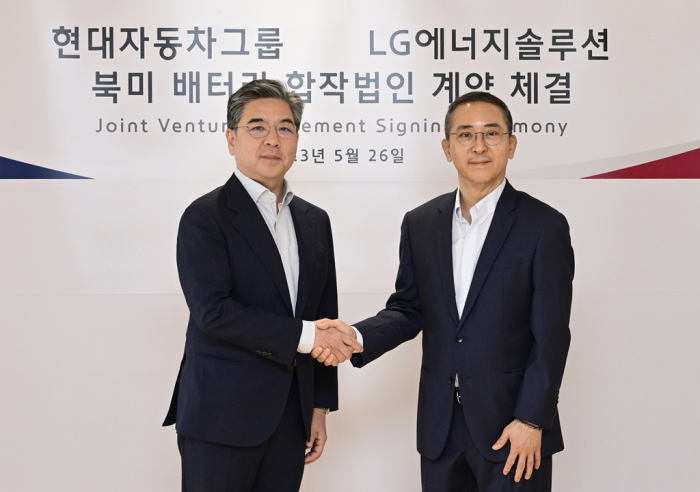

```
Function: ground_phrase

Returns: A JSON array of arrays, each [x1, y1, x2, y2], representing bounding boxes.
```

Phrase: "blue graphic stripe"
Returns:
[[0, 156, 91, 179]]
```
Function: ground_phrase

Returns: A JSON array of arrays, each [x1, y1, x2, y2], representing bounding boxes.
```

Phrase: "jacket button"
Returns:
[[455, 335, 463, 343], [447, 377, 454, 385]]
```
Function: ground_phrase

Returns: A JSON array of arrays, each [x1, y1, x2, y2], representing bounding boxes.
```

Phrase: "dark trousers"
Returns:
[[178, 373, 306, 492], [421, 396, 552, 492]]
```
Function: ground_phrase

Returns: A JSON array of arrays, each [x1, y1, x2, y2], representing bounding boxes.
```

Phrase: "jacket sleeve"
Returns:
[[513, 211, 574, 428], [313, 215, 340, 410], [176, 202, 303, 367]]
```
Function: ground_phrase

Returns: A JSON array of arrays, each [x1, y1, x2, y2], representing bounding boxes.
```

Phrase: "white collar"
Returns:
[[454, 179, 506, 225], [235, 169, 294, 207]]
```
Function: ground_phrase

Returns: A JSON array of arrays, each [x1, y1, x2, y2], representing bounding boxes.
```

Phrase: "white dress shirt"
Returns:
[[235, 170, 316, 353], [452, 179, 506, 385]]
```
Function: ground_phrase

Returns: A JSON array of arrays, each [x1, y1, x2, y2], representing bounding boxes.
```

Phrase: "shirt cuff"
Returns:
[[297, 320, 316, 353], [351, 326, 363, 351]]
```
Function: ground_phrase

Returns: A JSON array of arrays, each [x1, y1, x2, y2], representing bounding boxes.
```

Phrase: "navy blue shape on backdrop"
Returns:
[[0, 156, 90, 179]]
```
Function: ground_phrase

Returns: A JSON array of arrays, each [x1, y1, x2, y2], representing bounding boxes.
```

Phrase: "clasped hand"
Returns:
[[311, 319, 361, 366]]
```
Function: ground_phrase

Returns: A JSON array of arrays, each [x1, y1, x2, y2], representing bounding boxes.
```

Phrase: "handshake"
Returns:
[[311, 319, 362, 367]]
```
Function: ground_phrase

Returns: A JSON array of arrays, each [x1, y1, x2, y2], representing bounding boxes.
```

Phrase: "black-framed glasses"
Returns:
[[449, 130, 510, 147], [236, 123, 297, 139]]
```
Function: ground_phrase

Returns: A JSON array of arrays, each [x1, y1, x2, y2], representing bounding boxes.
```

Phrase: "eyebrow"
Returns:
[[454, 122, 503, 131], [244, 117, 296, 125]]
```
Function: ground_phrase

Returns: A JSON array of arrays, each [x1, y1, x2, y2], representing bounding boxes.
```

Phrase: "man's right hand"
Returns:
[[311, 319, 361, 366]]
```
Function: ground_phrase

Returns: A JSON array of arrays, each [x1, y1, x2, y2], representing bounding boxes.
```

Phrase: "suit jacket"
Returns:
[[163, 173, 338, 448], [352, 180, 574, 462]]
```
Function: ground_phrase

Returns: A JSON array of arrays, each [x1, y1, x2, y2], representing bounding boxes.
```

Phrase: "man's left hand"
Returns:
[[492, 419, 542, 482], [305, 408, 328, 464]]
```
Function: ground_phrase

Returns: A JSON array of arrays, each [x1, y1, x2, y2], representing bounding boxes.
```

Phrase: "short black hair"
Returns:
[[444, 91, 513, 138]]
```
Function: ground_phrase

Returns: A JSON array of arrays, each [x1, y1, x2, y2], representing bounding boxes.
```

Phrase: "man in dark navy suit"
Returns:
[[316, 92, 574, 491], [163, 79, 362, 492]]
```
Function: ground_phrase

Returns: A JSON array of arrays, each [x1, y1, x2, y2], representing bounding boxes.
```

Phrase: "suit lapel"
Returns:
[[458, 181, 517, 328], [290, 198, 315, 319], [225, 174, 294, 316], [435, 191, 460, 326]]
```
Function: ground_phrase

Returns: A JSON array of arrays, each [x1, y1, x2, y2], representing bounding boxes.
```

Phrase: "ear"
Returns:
[[507, 133, 517, 159], [225, 128, 236, 156], [441, 138, 452, 162]]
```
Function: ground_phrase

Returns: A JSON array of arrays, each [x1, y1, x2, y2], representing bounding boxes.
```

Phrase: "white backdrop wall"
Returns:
[[1, 1, 700, 491]]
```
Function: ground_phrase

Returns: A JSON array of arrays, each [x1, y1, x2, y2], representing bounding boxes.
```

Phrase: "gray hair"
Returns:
[[226, 79, 304, 131], [444, 91, 513, 139]]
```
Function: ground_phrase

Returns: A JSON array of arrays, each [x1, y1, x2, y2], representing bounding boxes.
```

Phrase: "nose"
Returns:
[[472, 133, 487, 153], [263, 125, 281, 146]]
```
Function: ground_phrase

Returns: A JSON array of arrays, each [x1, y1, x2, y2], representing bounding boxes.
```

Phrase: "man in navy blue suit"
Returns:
[[315, 92, 574, 491], [163, 79, 362, 492]]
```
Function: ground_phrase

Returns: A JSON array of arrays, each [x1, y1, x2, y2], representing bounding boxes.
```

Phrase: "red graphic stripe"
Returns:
[[585, 147, 700, 179]]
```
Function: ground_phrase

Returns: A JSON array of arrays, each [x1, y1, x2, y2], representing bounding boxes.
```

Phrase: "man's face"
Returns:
[[225, 98, 298, 189], [441, 101, 517, 191]]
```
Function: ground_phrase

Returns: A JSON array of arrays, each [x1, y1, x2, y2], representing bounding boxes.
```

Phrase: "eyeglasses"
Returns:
[[235, 123, 297, 139], [449, 130, 510, 147]]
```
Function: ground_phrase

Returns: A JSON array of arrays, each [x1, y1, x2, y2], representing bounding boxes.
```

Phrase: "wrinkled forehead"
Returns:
[[241, 98, 295, 123]]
